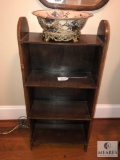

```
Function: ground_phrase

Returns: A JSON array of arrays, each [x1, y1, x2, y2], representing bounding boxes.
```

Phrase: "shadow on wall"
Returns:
[[94, 60, 120, 118], [107, 60, 120, 117], [6, 53, 25, 106], [108, 61, 120, 104]]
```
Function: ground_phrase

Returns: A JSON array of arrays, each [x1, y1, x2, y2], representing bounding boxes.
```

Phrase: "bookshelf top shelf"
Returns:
[[20, 33, 104, 46]]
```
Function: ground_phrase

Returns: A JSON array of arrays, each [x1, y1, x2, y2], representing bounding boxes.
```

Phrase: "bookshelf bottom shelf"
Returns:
[[31, 122, 87, 147]]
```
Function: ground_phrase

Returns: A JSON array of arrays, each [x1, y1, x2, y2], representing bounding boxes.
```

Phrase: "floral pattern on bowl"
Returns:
[[32, 10, 93, 42]]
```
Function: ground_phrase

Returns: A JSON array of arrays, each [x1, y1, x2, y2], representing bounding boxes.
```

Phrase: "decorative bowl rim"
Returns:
[[32, 10, 93, 20]]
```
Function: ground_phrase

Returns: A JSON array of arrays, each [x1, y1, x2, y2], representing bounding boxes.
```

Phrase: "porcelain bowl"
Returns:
[[32, 10, 93, 42]]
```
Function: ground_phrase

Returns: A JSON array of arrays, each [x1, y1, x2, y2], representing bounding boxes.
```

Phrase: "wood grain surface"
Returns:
[[0, 119, 120, 160]]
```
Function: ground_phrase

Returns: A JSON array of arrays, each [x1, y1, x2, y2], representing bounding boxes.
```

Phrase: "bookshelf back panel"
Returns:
[[30, 44, 95, 73], [33, 87, 94, 101]]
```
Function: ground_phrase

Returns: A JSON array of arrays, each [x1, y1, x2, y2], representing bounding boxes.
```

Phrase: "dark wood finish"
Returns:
[[26, 71, 96, 89], [85, 20, 110, 148], [17, 17, 34, 139], [0, 119, 120, 160], [32, 123, 86, 145], [30, 100, 90, 120], [21, 33, 104, 46], [17, 17, 110, 151], [91, 20, 110, 117], [38, 0, 109, 11], [17, 17, 32, 117]]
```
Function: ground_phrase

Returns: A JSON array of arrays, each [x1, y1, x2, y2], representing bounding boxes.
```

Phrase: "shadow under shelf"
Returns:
[[31, 122, 87, 146]]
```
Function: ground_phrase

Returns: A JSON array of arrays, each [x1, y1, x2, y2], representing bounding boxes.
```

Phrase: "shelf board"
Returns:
[[25, 70, 96, 89], [30, 100, 91, 120], [32, 123, 86, 145], [20, 33, 103, 46]]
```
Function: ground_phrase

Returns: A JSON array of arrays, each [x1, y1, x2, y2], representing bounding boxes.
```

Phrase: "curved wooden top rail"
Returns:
[[17, 17, 29, 41], [39, 0, 109, 11], [96, 19, 110, 90], [97, 20, 110, 43]]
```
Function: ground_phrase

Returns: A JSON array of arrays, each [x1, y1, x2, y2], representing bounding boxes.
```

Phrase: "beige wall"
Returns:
[[0, 0, 120, 106]]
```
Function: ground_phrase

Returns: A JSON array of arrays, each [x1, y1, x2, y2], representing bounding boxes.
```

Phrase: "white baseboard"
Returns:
[[94, 104, 120, 118], [0, 104, 120, 120], [0, 106, 26, 120]]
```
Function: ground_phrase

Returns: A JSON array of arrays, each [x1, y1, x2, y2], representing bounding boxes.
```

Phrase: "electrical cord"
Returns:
[[0, 116, 28, 135]]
